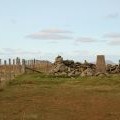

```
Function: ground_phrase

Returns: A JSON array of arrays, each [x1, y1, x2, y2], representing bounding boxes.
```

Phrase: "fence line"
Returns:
[[0, 57, 53, 89]]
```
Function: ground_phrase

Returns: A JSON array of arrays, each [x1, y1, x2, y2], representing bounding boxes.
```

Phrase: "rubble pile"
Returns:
[[49, 56, 120, 77], [106, 64, 120, 74], [49, 56, 96, 77]]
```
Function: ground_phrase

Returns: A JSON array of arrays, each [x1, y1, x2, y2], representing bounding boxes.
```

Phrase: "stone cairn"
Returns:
[[49, 55, 120, 77], [49, 55, 96, 77]]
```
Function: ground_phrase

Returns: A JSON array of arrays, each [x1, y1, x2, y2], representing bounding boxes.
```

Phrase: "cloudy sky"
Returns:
[[0, 0, 120, 63]]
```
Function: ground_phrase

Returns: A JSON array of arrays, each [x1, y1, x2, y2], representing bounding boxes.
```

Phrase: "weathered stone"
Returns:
[[81, 68, 94, 77], [68, 70, 75, 77], [96, 55, 106, 73], [55, 56, 63, 64], [74, 71, 81, 76], [86, 68, 93, 74], [81, 72, 86, 77], [54, 73, 59, 76], [68, 67, 71, 72], [60, 72, 67, 76], [95, 72, 109, 77], [49, 55, 120, 77]]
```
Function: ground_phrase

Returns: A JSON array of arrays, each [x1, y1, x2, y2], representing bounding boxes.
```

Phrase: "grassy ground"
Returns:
[[0, 73, 120, 120]]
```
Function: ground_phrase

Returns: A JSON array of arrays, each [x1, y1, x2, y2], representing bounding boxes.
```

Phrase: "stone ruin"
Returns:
[[49, 55, 120, 77]]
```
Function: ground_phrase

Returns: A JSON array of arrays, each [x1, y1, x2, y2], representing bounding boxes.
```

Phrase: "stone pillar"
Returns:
[[96, 55, 106, 73]]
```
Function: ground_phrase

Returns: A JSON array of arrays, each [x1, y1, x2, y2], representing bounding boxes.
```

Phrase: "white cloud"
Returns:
[[105, 13, 119, 19], [0, 48, 42, 55], [104, 32, 120, 38], [76, 37, 97, 43], [108, 39, 120, 45], [41, 29, 73, 34], [103, 33, 120, 46], [26, 28, 73, 40]]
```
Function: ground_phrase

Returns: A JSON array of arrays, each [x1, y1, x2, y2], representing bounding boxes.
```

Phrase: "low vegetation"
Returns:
[[0, 73, 120, 120]]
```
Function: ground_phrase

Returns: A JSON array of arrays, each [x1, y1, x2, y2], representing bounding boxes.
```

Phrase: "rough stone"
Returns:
[[96, 55, 106, 73], [49, 55, 120, 77]]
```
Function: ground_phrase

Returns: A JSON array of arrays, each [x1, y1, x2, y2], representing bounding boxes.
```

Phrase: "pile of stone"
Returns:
[[49, 56, 96, 77], [49, 55, 120, 77], [106, 64, 120, 74]]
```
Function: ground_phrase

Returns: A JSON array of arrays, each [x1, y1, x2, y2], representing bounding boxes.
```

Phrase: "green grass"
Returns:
[[0, 73, 120, 120]]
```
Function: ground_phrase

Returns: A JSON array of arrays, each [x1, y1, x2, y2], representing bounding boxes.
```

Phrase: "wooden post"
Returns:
[[4, 60, 7, 81], [96, 55, 106, 73], [8, 58, 11, 80], [22, 59, 26, 73], [119, 60, 120, 67], [0, 59, 1, 65], [4, 60, 7, 65], [13, 59, 15, 65], [12, 59, 15, 76], [34, 59, 36, 70], [28, 60, 30, 67], [9, 58, 11, 65], [16, 57, 20, 75], [0, 59, 1, 82]]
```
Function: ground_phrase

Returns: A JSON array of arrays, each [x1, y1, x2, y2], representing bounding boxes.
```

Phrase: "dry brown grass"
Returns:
[[0, 73, 120, 120]]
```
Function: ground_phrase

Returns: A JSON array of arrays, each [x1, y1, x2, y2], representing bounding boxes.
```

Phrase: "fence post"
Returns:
[[0, 59, 1, 82], [119, 60, 120, 67], [22, 59, 26, 74], [12, 59, 15, 76], [8, 58, 12, 81], [0, 59, 1, 65], [4, 60, 7, 81], [16, 57, 20, 75]]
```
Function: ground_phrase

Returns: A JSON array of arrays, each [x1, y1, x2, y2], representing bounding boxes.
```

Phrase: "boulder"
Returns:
[[55, 56, 63, 64], [81, 72, 86, 77], [81, 68, 94, 77], [68, 70, 75, 77]]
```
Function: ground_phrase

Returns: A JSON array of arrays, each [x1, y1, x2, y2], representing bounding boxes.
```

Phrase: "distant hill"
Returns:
[[106, 60, 115, 65]]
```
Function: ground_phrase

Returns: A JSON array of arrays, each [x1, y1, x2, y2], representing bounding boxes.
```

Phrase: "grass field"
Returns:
[[0, 73, 120, 120]]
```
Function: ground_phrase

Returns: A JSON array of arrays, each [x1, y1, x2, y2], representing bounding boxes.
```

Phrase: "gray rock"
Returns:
[[60, 72, 67, 76], [80, 68, 94, 77], [75, 71, 81, 76], [95, 72, 108, 77], [68, 70, 75, 77], [55, 56, 63, 64], [84, 68, 94, 76], [81, 72, 86, 77]]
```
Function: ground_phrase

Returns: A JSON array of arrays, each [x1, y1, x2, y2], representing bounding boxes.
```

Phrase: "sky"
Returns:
[[0, 0, 120, 63]]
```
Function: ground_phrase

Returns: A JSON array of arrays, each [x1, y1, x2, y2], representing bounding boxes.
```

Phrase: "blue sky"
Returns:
[[0, 0, 120, 63]]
